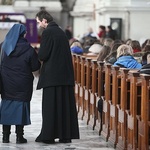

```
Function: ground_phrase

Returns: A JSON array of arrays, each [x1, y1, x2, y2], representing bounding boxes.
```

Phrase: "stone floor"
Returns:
[[0, 78, 114, 150]]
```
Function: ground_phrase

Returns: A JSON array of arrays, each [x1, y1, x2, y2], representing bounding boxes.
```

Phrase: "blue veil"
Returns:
[[1, 23, 26, 56]]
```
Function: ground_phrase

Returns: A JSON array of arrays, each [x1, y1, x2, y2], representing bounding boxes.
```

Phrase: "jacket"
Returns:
[[139, 63, 150, 74], [71, 46, 83, 54], [1, 37, 41, 102], [113, 55, 142, 69]]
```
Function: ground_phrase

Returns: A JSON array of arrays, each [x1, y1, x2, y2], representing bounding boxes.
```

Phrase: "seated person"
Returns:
[[141, 45, 150, 65], [139, 51, 150, 74], [129, 40, 141, 53], [113, 44, 142, 69], [105, 43, 122, 64], [87, 42, 102, 55], [82, 36, 96, 53], [70, 40, 83, 54], [97, 45, 111, 61]]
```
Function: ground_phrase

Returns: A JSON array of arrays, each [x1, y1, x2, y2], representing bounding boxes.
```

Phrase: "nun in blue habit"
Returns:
[[0, 24, 41, 144]]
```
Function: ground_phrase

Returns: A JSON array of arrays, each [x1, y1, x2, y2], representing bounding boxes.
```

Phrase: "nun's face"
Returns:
[[36, 17, 48, 29]]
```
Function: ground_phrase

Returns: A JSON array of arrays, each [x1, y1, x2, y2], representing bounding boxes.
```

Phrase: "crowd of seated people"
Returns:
[[66, 25, 150, 75]]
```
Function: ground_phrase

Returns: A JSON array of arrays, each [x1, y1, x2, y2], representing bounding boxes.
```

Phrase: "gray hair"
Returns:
[[117, 44, 133, 58]]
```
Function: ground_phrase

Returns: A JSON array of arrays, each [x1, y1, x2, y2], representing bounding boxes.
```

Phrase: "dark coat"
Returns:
[[139, 63, 150, 74], [36, 22, 79, 140], [37, 21, 75, 89], [1, 37, 41, 102]]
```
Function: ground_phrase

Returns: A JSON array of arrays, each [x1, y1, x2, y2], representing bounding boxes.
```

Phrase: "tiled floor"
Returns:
[[0, 78, 114, 150]]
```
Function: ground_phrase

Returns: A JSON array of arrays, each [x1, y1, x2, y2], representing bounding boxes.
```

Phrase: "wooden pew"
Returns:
[[126, 71, 140, 150], [108, 66, 120, 148], [78, 56, 86, 119], [75, 55, 81, 113], [116, 68, 130, 150], [136, 74, 150, 150], [72, 54, 78, 105], [89, 60, 98, 129], [95, 62, 105, 135], [83, 53, 98, 60], [83, 58, 92, 125], [101, 64, 112, 141], [72, 53, 150, 149]]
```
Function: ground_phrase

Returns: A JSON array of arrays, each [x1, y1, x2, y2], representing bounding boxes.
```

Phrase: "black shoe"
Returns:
[[35, 135, 41, 142], [2, 134, 10, 143], [59, 139, 72, 143], [16, 136, 27, 144], [42, 140, 55, 144], [35, 135, 55, 144]]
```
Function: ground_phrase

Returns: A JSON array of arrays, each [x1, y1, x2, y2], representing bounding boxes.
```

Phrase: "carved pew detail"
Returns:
[[76, 55, 82, 113], [78, 56, 86, 119], [126, 71, 140, 150], [89, 60, 98, 129], [83, 58, 92, 125], [101, 64, 112, 141], [137, 74, 150, 150], [108, 66, 120, 148], [116, 68, 130, 150], [95, 62, 105, 135]]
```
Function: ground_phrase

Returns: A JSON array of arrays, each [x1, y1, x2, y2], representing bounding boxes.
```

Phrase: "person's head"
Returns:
[[147, 52, 150, 64], [113, 39, 124, 45], [116, 44, 133, 58], [83, 36, 95, 47], [142, 51, 150, 64], [99, 25, 105, 31], [70, 40, 83, 49], [110, 43, 122, 53], [2, 23, 27, 56], [106, 25, 112, 32], [129, 40, 141, 52], [146, 39, 150, 45], [141, 39, 150, 49], [97, 45, 111, 61], [103, 38, 114, 47], [142, 44, 150, 52], [125, 39, 132, 45], [36, 10, 53, 28]]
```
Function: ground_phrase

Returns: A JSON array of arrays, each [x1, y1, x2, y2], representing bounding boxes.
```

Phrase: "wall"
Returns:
[[71, 0, 150, 42]]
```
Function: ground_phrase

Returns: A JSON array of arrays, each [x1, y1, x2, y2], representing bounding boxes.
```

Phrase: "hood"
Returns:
[[2, 23, 26, 56]]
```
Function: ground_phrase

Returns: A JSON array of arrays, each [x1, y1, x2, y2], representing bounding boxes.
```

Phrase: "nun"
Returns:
[[0, 23, 41, 143]]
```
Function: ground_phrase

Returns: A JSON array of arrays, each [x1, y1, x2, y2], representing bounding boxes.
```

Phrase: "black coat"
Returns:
[[139, 63, 150, 74], [37, 21, 75, 89], [1, 37, 41, 102]]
